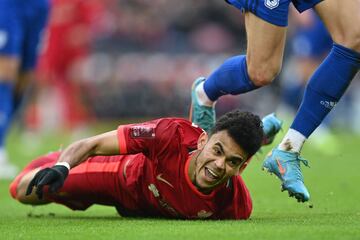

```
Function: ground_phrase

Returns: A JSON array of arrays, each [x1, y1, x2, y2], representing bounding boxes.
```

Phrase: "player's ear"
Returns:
[[197, 131, 208, 150], [237, 157, 252, 175]]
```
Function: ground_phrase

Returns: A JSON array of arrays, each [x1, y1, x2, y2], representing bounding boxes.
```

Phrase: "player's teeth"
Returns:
[[207, 168, 218, 178]]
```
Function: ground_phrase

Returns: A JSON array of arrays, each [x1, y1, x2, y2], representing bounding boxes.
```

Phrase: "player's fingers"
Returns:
[[49, 181, 63, 194], [25, 177, 37, 196], [36, 170, 59, 198], [35, 183, 45, 200], [25, 169, 48, 196], [38, 169, 58, 186]]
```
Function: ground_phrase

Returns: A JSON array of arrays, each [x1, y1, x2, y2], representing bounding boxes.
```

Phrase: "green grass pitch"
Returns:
[[1, 123, 360, 240]]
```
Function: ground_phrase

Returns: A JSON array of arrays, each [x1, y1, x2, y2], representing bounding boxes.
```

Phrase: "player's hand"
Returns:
[[26, 165, 69, 199]]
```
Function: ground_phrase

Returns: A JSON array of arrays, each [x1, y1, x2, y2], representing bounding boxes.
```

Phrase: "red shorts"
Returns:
[[11, 152, 145, 213]]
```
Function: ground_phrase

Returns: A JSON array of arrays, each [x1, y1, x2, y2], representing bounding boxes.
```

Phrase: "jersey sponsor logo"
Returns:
[[156, 174, 174, 188], [0, 30, 8, 49], [158, 198, 179, 217], [148, 183, 180, 217], [148, 184, 160, 197], [320, 100, 337, 110], [264, 0, 279, 10], [130, 126, 155, 138]]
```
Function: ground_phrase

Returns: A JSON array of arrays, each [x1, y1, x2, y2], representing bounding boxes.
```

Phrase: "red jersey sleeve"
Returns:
[[117, 118, 202, 158]]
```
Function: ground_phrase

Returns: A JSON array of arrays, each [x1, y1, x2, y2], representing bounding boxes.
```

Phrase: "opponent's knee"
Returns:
[[332, 26, 360, 53], [348, 31, 360, 52], [247, 62, 281, 86]]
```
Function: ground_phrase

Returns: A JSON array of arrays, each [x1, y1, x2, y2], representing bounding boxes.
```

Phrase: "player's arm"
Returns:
[[57, 130, 119, 168], [26, 119, 171, 199], [26, 130, 119, 199]]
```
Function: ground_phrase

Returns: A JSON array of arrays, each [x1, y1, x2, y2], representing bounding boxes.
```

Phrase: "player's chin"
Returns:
[[196, 176, 223, 192]]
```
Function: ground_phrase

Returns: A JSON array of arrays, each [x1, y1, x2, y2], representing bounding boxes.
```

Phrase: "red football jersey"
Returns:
[[14, 117, 252, 220], [115, 118, 253, 220]]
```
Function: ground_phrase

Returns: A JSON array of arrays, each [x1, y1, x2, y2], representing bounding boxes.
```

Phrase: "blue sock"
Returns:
[[0, 81, 14, 147], [291, 43, 360, 137], [203, 55, 258, 101]]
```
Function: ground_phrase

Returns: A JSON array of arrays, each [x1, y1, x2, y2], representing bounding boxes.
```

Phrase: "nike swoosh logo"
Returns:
[[276, 158, 286, 176], [156, 174, 174, 188]]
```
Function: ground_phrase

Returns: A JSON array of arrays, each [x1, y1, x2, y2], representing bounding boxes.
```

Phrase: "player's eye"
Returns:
[[213, 147, 222, 156], [229, 159, 239, 166], [228, 158, 243, 167]]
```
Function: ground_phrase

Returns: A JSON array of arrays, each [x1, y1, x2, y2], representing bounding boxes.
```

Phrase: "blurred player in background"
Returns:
[[10, 110, 281, 219], [190, 0, 360, 202], [0, 0, 49, 179], [28, 0, 108, 134]]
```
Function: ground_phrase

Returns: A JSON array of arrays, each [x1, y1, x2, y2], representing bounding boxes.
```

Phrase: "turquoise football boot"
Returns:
[[189, 77, 215, 133], [262, 113, 283, 146], [263, 147, 310, 202]]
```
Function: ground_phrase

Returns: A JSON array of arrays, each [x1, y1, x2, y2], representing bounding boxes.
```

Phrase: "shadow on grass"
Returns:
[[22, 207, 359, 226]]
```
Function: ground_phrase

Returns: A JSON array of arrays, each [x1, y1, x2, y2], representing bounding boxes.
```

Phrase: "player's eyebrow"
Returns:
[[215, 142, 245, 162], [215, 142, 225, 153]]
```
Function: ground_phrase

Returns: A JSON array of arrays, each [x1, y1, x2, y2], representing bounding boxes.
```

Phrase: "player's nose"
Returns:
[[214, 157, 225, 170]]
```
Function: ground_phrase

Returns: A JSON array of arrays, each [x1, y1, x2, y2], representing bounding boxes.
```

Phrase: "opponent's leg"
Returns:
[[12, 72, 35, 115], [191, 12, 287, 132], [0, 57, 20, 179], [1, 0, 49, 179], [264, 0, 360, 202], [0, 1, 23, 178]]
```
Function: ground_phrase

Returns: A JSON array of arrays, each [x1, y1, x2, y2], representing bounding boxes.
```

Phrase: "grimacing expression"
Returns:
[[193, 130, 249, 193]]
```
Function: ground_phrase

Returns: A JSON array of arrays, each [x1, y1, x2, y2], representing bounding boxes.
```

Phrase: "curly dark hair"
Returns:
[[210, 110, 263, 157]]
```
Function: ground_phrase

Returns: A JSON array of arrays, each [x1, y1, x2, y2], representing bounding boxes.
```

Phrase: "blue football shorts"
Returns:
[[225, 0, 323, 27], [0, 0, 49, 71]]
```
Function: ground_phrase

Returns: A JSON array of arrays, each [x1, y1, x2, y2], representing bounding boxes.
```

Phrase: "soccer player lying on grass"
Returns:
[[10, 110, 281, 219]]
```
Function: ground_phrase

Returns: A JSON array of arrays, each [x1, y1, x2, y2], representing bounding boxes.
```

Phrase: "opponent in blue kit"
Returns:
[[0, 0, 50, 178], [191, 0, 360, 202]]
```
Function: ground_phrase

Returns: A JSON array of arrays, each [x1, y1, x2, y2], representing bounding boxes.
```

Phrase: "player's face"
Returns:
[[190, 130, 249, 194]]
